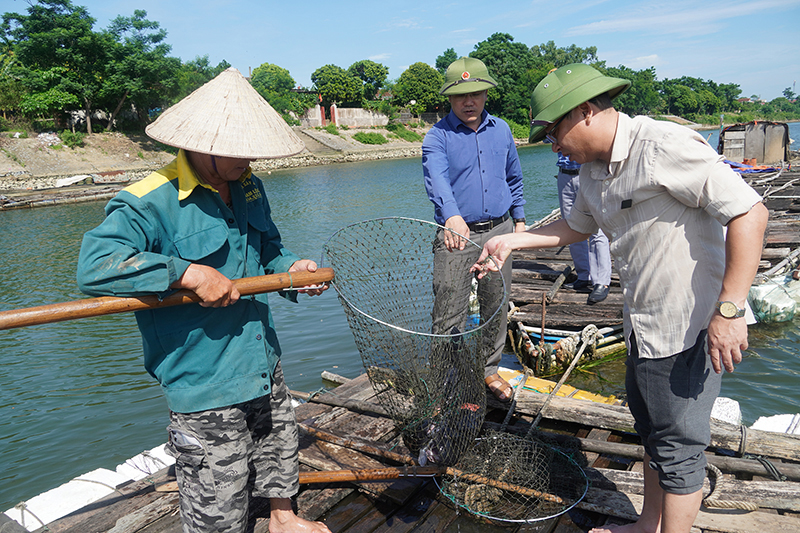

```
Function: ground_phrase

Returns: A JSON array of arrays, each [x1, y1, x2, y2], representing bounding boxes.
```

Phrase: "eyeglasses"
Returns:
[[531, 113, 568, 144]]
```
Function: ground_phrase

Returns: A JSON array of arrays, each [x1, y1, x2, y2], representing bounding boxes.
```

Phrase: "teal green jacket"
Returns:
[[77, 150, 300, 413]]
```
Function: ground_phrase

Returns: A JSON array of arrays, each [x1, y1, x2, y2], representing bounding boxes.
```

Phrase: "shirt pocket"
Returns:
[[173, 224, 229, 262]]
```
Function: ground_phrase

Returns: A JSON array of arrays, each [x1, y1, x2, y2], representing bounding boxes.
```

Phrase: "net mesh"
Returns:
[[323, 217, 588, 523], [437, 430, 588, 522], [323, 217, 504, 466]]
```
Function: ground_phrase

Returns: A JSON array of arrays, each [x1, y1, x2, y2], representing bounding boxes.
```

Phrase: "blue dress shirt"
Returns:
[[422, 110, 525, 225]]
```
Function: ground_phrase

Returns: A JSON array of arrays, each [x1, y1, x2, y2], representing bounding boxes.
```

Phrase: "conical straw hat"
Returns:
[[145, 67, 305, 159]]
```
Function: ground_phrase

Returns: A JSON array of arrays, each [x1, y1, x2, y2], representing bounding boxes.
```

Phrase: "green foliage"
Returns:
[[392, 62, 445, 114], [59, 129, 85, 148], [435, 48, 458, 74], [320, 124, 340, 136], [470, 33, 538, 125], [347, 59, 388, 101], [353, 131, 389, 145], [499, 117, 529, 139], [172, 56, 231, 105], [385, 123, 422, 142], [31, 117, 56, 131], [530, 41, 601, 68], [363, 99, 399, 121], [249, 63, 313, 125], [101, 9, 181, 130], [312, 64, 362, 107], [603, 65, 661, 116], [251, 63, 295, 95]]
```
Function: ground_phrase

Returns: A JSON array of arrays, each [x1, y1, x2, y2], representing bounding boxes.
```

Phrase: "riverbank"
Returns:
[[0, 116, 723, 207]]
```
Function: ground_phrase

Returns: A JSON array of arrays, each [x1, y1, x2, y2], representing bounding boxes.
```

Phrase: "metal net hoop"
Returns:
[[435, 430, 589, 523], [323, 217, 507, 466]]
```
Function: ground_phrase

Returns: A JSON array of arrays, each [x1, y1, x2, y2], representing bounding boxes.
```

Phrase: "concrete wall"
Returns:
[[300, 106, 389, 128], [334, 107, 388, 127]]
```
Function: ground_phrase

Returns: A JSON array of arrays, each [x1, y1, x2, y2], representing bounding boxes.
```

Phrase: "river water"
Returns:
[[1, 123, 799, 512]]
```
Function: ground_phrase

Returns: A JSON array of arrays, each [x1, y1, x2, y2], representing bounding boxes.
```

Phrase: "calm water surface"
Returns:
[[1, 125, 799, 511]]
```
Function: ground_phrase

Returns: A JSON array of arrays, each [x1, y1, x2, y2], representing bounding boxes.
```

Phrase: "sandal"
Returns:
[[485, 373, 513, 402]]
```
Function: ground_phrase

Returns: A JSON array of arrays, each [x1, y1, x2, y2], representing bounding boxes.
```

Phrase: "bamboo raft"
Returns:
[[28, 370, 800, 533]]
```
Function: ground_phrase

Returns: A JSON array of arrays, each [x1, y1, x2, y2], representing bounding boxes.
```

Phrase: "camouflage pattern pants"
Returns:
[[165, 362, 299, 533]]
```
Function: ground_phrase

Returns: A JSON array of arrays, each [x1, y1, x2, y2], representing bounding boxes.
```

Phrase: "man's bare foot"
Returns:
[[269, 498, 331, 533]]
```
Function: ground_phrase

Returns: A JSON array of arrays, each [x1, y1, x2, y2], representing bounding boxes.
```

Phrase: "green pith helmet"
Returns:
[[440, 57, 498, 95], [529, 63, 630, 143]]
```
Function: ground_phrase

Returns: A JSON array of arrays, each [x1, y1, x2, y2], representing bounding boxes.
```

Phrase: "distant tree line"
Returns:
[[1, 1, 798, 137]]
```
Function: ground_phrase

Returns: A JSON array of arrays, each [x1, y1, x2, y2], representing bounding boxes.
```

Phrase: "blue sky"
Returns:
[[6, 0, 800, 101]]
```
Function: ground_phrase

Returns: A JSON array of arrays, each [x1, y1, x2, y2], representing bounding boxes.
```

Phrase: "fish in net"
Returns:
[[323, 217, 505, 466], [323, 217, 588, 523]]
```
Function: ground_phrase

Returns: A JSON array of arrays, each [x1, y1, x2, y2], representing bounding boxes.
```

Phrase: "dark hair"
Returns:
[[588, 92, 614, 111]]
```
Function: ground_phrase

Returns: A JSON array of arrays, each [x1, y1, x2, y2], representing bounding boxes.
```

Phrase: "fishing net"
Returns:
[[323, 217, 505, 466], [435, 428, 589, 523], [323, 217, 588, 523]]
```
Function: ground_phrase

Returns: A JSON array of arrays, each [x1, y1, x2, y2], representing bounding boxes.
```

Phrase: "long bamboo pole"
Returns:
[[0, 268, 334, 330]]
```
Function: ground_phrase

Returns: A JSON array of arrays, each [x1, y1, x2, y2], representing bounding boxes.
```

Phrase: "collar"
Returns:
[[176, 149, 252, 201], [606, 112, 632, 176], [446, 109, 493, 132]]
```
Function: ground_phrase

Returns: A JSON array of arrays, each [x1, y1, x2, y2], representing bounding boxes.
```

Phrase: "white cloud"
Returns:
[[369, 53, 391, 61]]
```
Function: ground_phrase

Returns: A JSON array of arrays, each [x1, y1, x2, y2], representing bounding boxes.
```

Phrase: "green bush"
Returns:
[[386, 123, 423, 142], [501, 117, 530, 140], [353, 131, 389, 145], [59, 130, 85, 149], [33, 118, 56, 132], [321, 124, 340, 136]]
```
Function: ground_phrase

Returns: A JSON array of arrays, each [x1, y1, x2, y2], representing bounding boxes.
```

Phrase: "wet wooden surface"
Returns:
[[37, 372, 800, 533]]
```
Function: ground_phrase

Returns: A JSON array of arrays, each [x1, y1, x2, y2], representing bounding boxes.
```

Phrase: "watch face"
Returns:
[[719, 301, 738, 318]]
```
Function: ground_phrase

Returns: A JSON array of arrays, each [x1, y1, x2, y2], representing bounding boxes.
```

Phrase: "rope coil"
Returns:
[[702, 464, 758, 511]]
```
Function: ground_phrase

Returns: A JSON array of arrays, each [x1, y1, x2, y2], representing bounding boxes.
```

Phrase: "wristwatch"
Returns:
[[716, 301, 746, 318], [513, 218, 526, 224]]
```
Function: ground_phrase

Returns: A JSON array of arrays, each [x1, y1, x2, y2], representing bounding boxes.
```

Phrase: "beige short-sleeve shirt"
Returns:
[[568, 114, 762, 359]]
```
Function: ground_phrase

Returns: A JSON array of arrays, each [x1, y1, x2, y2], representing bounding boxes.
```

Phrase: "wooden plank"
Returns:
[[41, 467, 176, 533], [488, 392, 800, 461], [581, 488, 800, 533], [586, 467, 800, 511], [298, 435, 422, 505]]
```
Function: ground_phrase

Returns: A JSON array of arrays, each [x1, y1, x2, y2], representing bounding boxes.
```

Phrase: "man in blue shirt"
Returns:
[[77, 69, 331, 533], [556, 152, 611, 303], [422, 57, 526, 402]]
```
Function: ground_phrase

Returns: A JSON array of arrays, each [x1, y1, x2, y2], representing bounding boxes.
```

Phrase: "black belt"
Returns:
[[467, 214, 509, 233], [560, 168, 579, 175]]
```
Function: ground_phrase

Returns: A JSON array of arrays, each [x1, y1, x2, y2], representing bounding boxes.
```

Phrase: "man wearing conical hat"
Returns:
[[422, 57, 526, 404], [77, 68, 331, 533], [472, 64, 768, 533]]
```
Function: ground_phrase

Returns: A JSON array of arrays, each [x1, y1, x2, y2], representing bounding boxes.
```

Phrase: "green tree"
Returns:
[[0, 50, 25, 119], [392, 62, 445, 115], [782, 87, 796, 101], [172, 56, 231, 105], [251, 63, 295, 95], [470, 33, 537, 124], [347, 59, 388, 101], [530, 40, 601, 68], [250, 62, 314, 124], [435, 48, 458, 75], [3, 0, 113, 133], [311, 64, 361, 107], [102, 10, 180, 130], [604, 65, 661, 116]]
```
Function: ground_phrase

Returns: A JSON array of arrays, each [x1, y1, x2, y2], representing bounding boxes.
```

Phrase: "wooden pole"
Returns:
[[0, 268, 334, 330]]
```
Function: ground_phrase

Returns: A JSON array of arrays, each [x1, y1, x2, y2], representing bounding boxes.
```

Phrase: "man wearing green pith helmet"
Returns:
[[472, 64, 768, 533], [422, 57, 527, 403]]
